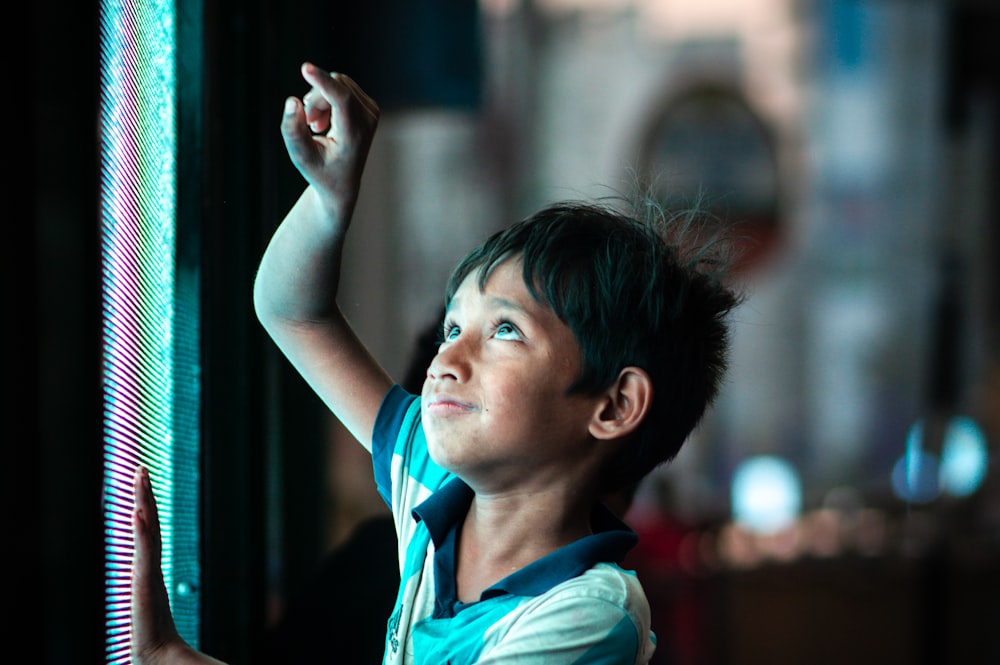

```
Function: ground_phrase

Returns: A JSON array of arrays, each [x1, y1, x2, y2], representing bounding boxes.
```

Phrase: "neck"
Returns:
[[453, 489, 597, 603]]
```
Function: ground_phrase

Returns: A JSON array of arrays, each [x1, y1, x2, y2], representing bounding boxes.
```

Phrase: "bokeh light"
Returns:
[[891, 421, 941, 503], [892, 416, 990, 503], [940, 416, 989, 497], [731, 455, 802, 534]]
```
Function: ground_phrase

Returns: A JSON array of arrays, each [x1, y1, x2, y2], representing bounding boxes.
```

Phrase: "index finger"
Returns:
[[301, 62, 378, 119]]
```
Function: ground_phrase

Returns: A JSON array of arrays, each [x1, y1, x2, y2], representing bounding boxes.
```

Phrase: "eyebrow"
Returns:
[[446, 294, 531, 316], [487, 295, 529, 313]]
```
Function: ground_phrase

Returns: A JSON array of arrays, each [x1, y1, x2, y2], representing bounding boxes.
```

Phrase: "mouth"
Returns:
[[423, 393, 476, 416]]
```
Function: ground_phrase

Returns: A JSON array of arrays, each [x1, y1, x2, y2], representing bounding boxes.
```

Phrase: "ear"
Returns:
[[588, 367, 653, 442]]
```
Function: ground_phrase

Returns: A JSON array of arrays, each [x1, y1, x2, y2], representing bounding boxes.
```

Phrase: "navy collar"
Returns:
[[412, 478, 638, 613]]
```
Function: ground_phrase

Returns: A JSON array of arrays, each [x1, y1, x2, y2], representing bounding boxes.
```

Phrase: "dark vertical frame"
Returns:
[[944, 2, 1000, 354], [197, 0, 271, 658], [23, 1, 105, 663], [174, 0, 207, 644], [196, 1, 331, 661]]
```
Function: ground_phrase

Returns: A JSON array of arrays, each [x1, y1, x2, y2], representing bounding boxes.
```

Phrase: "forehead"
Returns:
[[448, 259, 531, 309], [447, 258, 555, 316]]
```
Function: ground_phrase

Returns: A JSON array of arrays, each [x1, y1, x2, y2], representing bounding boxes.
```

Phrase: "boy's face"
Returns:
[[421, 259, 603, 492]]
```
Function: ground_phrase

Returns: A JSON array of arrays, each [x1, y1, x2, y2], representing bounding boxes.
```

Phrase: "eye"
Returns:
[[442, 323, 460, 343], [494, 321, 521, 341]]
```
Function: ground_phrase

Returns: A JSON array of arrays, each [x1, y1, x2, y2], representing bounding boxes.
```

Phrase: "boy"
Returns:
[[132, 62, 739, 665]]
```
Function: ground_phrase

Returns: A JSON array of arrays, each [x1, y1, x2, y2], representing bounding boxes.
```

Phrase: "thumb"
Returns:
[[280, 96, 319, 175]]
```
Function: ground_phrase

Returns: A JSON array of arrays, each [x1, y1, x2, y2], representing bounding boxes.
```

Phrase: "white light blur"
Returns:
[[731, 455, 802, 534], [940, 416, 989, 497]]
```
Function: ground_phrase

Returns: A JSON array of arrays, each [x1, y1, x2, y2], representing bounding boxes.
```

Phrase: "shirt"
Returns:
[[372, 385, 656, 664]]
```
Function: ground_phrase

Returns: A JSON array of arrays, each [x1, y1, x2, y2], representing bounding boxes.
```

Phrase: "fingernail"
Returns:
[[284, 97, 296, 115]]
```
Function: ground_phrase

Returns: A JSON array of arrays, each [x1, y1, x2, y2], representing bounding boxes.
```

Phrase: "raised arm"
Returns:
[[254, 63, 393, 451]]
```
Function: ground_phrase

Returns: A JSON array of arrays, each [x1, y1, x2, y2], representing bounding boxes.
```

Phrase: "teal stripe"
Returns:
[[571, 614, 639, 665]]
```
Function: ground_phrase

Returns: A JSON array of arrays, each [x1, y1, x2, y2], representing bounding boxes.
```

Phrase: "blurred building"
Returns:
[[333, 0, 998, 662]]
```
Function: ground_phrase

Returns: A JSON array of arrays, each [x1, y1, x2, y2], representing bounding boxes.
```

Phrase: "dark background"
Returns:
[[17, 0, 999, 663]]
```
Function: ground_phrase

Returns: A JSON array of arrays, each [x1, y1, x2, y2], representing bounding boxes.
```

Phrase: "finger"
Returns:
[[135, 467, 161, 548], [300, 62, 360, 127], [132, 466, 162, 582], [301, 62, 338, 133], [300, 62, 378, 121], [302, 87, 332, 134], [337, 74, 380, 120], [280, 96, 320, 170]]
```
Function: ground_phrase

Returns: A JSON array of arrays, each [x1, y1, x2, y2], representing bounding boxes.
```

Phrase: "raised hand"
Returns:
[[280, 62, 380, 218], [131, 467, 226, 665]]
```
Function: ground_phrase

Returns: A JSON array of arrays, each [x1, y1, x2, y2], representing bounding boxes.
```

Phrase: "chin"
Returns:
[[427, 437, 474, 479], [425, 433, 453, 467]]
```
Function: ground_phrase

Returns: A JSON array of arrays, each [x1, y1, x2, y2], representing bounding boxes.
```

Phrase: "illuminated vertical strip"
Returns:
[[99, 1, 178, 663]]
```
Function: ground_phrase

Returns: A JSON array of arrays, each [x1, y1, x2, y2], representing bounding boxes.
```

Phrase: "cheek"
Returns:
[[487, 375, 558, 426]]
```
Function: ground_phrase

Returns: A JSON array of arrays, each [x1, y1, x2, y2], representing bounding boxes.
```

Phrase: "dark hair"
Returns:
[[445, 198, 742, 491]]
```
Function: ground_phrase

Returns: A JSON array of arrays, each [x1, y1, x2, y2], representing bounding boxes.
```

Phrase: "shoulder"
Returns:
[[372, 385, 421, 454], [539, 563, 650, 618], [479, 565, 654, 664]]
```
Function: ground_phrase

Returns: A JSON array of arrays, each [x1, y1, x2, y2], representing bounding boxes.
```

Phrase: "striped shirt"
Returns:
[[372, 385, 656, 664]]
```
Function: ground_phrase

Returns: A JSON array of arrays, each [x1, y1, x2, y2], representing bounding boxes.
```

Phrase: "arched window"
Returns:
[[640, 85, 781, 273]]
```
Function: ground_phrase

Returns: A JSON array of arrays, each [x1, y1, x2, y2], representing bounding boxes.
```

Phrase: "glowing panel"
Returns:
[[99, 1, 199, 663]]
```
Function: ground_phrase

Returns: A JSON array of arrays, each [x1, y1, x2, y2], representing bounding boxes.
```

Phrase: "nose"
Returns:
[[426, 335, 472, 383]]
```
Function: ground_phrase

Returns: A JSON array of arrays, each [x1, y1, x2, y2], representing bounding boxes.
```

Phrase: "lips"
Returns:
[[423, 393, 476, 415]]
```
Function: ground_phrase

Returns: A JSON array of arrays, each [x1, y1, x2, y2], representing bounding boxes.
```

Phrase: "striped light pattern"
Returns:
[[99, 1, 188, 663]]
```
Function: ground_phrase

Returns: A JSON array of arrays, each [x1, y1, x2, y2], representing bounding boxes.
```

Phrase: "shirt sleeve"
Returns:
[[370, 384, 452, 520], [371, 384, 419, 509], [476, 568, 655, 665]]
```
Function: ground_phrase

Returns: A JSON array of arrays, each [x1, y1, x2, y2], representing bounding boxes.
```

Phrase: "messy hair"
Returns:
[[445, 194, 742, 491]]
